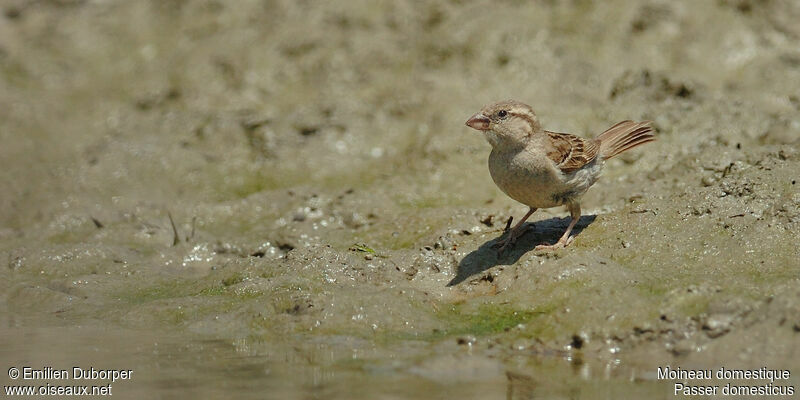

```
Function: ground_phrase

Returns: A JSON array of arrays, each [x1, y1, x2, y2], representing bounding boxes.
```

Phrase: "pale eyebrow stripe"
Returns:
[[508, 111, 540, 132]]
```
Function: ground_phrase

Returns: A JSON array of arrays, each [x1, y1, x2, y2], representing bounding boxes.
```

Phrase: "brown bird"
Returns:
[[465, 100, 654, 253]]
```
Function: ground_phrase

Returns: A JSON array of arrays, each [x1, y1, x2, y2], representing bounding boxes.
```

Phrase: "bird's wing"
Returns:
[[544, 131, 600, 174]]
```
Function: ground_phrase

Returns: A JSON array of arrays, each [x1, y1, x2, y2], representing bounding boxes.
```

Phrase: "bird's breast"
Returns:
[[488, 148, 565, 208]]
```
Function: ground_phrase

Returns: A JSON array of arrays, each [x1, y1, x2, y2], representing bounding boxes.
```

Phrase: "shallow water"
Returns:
[[1, 321, 672, 399]]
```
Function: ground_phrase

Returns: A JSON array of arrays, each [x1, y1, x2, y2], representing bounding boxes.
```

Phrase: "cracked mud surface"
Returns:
[[1, 0, 799, 398]]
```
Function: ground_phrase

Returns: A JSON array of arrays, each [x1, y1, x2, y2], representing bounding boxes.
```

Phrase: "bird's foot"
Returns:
[[534, 236, 574, 251], [492, 236, 516, 255], [492, 225, 532, 255]]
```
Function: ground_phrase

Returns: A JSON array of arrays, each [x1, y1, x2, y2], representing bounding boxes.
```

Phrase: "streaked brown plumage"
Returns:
[[465, 100, 655, 253]]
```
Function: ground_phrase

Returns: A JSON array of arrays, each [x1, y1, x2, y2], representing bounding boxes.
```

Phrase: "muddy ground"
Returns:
[[1, 0, 799, 398]]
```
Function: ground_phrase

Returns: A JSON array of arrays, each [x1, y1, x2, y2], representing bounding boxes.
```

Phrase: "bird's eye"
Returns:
[[498, 110, 508, 119]]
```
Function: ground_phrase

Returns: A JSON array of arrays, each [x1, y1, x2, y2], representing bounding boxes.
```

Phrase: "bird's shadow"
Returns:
[[447, 215, 596, 287]]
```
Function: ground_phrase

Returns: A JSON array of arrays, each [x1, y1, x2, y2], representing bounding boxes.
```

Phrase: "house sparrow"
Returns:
[[465, 100, 654, 253]]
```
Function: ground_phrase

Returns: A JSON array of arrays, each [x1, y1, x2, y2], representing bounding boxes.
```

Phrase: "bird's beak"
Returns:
[[465, 113, 490, 131]]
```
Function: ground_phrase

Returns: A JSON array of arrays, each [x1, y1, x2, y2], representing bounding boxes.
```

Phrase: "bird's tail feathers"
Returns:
[[597, 120, 655, 159]]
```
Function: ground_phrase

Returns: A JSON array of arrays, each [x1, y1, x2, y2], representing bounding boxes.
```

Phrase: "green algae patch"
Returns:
[[121, 279, 216, 305], [221, 273, 246, 287], [432, 303, 540, 338], [119, 273, 251, 306]]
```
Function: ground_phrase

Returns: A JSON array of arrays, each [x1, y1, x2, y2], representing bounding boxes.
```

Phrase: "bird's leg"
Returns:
[[535, 202, 581, 251], [493, 207, 537, 254], [503, 216, 514, 233]]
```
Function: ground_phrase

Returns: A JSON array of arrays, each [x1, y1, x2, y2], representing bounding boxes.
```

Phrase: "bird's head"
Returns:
[[465, 100, 541, 148]]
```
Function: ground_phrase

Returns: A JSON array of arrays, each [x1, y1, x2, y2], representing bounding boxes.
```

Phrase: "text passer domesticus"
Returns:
[[465, 100, 654, 253]]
